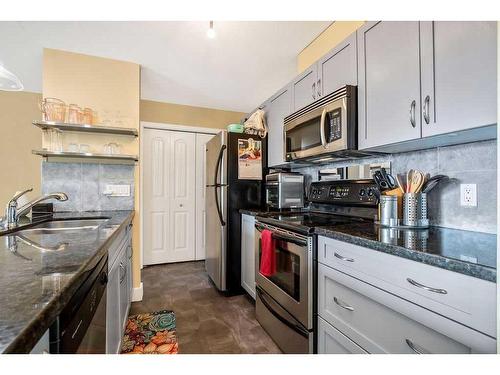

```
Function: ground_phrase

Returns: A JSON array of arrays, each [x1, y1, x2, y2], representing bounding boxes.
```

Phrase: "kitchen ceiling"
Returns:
[[0, 21, 330, 112]]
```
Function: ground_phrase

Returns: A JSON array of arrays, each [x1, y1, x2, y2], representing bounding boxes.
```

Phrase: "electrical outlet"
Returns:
[[460, 184, 477, 207]]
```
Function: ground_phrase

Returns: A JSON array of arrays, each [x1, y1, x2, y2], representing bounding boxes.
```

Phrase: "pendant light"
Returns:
[[207, 21, 216, 39], [0, 64, 24, 91]]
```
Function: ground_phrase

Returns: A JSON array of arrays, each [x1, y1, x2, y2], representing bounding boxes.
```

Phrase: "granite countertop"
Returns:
[[0, 210, 134, 353], [240, 209, 497, 282], [315, 223, 496, 282]]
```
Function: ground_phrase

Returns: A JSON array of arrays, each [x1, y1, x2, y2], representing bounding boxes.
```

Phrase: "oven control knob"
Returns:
[[359, 189, 366, 197], [367, 189, 374, 197]]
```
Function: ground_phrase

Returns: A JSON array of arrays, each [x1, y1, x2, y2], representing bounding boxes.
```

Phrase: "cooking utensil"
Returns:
[[409, 170, 425, 193], [422, 174, 449, 193], [395, 174, 405, 194]]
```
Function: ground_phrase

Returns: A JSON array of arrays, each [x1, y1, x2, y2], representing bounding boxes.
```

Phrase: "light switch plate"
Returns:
[[103, 184, 130, 197], [460, 184, 477, 207]]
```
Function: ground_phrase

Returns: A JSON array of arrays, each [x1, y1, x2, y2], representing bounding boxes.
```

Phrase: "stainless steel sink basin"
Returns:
[[21, 218, 109, 234]]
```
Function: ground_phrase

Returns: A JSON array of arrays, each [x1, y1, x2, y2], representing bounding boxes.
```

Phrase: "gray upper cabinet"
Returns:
[[292, 64, 318, 111], [420, 21, 497, 137], [267, 84, 292, 167], [318, 31, 358, 96], [358, 21, 422, 150]]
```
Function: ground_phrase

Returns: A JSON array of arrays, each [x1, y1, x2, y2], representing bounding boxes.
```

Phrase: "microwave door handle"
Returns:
[[320, 108, 327, 148]]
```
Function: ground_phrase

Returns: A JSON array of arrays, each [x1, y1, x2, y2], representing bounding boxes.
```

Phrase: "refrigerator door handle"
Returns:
[[214, 145, 226, 226]]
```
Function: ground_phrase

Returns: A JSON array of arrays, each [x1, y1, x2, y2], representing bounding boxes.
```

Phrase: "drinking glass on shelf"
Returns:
[[51, 130, 63, 152], [39, 97, 66, 122], [68, 104, 82, 124], [83, 108, 93, 124], [68, 143, 79, 153], [101, 110, 112, 126], [79, 144, 90, 153], [92, 110, 99, 125]]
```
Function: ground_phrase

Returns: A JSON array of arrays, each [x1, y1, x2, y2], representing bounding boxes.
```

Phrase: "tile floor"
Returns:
[[129, 261, 282, 354]]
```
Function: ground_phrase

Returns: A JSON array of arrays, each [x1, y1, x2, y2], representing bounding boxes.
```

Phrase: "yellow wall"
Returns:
[[141, 99, 245, 128], [0, 91, 42, 205], [297, 21, 365, 73], [43, 48, 143, 289]]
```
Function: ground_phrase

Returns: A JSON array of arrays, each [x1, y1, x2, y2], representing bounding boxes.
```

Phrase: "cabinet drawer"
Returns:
[[318, 263, 495, 353], [318, 236, 496, 337], [318, 316, 367, 354]]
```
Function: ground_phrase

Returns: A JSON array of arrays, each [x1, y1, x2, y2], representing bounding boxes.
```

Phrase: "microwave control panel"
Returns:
[[327, 108, 342, 143], [309, 180, 378, 206]]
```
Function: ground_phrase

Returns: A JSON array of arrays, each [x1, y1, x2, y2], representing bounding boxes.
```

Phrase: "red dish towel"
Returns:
[[260, 229, 276, 277]]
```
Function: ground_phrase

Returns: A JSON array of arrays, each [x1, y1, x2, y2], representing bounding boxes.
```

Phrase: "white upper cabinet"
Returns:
[[292, 64, 318, 111], [318, 31, 358, 96], [420, 21, 497, 137], [357, 21, 422, 150], [266, 84, 292, 167]]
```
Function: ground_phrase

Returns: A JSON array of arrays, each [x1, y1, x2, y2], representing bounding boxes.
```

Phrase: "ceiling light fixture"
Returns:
[[206, 21, 216, 39], [0, 64, 24, 91]]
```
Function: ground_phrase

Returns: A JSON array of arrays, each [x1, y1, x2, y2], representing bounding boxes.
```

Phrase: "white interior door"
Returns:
[[195, 133, 215, 260], [169, 131, 196, 262], [143, 128, 196, 265]]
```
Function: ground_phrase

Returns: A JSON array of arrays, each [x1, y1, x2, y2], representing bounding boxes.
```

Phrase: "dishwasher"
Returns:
[[50, 254, 108, 353]]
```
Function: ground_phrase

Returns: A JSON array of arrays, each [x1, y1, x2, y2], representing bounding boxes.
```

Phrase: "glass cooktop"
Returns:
[[257, 211, 367, 233]]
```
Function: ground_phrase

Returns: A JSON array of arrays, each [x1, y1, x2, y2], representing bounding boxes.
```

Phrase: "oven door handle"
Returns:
[[256, 287, 309, 338], [255, 224, 308, 247], [271, 233, 308, 247]]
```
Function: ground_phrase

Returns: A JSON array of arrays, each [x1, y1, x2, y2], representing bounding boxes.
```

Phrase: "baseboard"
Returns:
[[131, 282, 143, 302]]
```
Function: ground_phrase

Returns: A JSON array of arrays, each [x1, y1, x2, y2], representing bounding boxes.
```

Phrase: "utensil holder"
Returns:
[[403, 193, 429, 227], [379, 195, 399, 227]]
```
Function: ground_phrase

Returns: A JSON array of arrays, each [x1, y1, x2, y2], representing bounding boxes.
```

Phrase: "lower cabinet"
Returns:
[[240, 214, 256, 299], [106, 224, 133, 354], [317, 236, 497, 354], [318, 317, 367, 354]]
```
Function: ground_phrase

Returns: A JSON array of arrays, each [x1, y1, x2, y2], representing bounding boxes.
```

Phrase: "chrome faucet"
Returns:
[[1, 188, 68, 229]]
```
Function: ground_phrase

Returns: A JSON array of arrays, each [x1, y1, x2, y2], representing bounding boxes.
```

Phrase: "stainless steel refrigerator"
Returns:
[[205, 131, 266, 293]]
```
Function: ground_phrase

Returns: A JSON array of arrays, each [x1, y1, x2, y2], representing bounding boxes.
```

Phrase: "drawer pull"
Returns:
[[406, 278, 448, 294], [334, 252, 354, 262], [333, 297, 354, 311], [405, 339, 429, 354]]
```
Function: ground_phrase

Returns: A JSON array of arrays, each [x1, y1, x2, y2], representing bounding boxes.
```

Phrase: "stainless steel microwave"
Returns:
[[284, 85, 357, 162]]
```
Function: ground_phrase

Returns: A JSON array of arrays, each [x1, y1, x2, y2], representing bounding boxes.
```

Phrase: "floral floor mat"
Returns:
[[121, 310, 179, 354]]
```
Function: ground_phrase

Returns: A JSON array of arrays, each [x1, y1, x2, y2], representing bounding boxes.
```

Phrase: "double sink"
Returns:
[[2, 217, 111, 253]]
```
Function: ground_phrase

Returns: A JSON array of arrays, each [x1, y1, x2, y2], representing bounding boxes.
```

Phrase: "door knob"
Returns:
[[179, 204, 183, 207]]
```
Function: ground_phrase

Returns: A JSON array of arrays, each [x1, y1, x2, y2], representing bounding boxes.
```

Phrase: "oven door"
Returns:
[[284, 97, 347, 161], [254, 222, 312, 329]]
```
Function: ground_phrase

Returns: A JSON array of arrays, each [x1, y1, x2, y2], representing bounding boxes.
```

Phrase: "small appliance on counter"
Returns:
[[265, 172, 305, 210]]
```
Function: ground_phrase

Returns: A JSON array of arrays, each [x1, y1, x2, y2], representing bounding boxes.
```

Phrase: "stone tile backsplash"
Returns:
[[41, 161, 135, 212], [292, 140, 497, 234]]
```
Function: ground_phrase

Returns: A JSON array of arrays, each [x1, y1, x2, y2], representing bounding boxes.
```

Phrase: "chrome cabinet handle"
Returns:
[[423, 95, 430, 124], [312, 82, 316, 100], [334, 252, 354, 262], [317, 79, 321, 97], [405, 339, 428, 354], [406, 278, 447, 294], [333, 297, 354, 311], [409, 100, 416, 128]]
